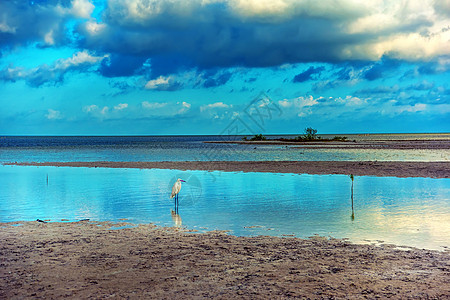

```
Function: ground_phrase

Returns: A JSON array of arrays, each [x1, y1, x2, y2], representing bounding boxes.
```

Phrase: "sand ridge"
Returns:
[[6, 160, 450, 178], [204, 139, 450, 149]]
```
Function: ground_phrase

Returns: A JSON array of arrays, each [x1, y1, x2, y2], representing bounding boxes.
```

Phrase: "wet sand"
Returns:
[[1, 221, 449, 299], [6, 160, 450, 178]]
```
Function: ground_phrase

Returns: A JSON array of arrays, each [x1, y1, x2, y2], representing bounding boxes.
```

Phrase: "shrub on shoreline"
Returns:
[[250, 134, 267, 141]]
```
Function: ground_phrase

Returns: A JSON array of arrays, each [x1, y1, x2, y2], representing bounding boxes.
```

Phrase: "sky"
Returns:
[[1, 0, 449, 135]]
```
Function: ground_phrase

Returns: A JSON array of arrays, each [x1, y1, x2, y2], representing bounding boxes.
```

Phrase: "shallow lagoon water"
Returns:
[[1, 165, 449, 251], [1, 135, 449, 162]]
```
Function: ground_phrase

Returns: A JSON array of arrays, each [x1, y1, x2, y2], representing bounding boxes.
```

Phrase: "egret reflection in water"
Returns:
[[171, 210, 182, 227]]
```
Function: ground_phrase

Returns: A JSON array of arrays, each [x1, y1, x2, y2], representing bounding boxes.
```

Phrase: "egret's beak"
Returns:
[[180, 180, 186, 182]]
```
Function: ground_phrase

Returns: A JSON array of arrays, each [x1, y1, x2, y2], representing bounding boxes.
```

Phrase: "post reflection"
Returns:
[[350, 174, 355, 220]]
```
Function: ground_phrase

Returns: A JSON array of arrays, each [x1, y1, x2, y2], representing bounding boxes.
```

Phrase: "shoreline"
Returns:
[[5, 161, 450, 178], [1, 221, 449, 299]]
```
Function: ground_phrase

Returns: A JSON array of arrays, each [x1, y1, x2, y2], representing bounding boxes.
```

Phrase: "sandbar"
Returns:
[[205, 139, 450, 149], [5, 161, 450, 178]]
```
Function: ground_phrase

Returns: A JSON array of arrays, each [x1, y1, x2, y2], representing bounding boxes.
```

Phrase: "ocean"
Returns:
[[1, 133, 449, 163]]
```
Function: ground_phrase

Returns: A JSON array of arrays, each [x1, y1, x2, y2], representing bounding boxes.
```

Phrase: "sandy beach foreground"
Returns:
[[6, 160, 450, 178], [1, 221, 449, 299]]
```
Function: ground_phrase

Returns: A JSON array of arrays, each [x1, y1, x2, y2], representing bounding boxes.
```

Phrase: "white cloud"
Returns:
[[83, 104, 98, 112], [278, 96, 318, 108], [55, 0, 95, 18], [200, 101, 233, 119], [200, 102, 231, 112], [106, 0, 197, 24], [342, 1, 450, 61], [334, 95, 365, 106], [278, 96, 319, 117], [141, 101, 191, 115], [142, 101, 168, 109], [227, 0, 291, 18], [0, 20, 16, 33], [178, 101, 191, 114], [44, 29, 55, 46], [380, 101, 428, 116], [85, 21, 106, 35], [346, 1, 433, 35], [114, 103, 128, 110], [145, 76, 169, 89], [70, 0, 95, 18], [45, 109, 63, 120], [144, 75, 182, 91], [100, 106, 109, 115], [83, 104, 108, 114], [55, 50, 108, 70], [83, 104, 110, 119]]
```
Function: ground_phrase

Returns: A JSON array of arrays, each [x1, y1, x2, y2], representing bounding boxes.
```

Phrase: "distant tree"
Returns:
[[303, 127, 318, 141]]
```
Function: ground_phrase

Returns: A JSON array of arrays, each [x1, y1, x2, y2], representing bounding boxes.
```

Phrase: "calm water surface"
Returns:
[[1, 165, 449, 251], [1, 134, 449, 162]]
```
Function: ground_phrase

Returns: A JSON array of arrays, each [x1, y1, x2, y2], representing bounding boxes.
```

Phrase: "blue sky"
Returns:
[[1, 0, 449, 135]]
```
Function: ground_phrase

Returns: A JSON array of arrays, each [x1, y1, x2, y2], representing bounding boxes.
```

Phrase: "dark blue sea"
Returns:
[[1, 134, 449, 163]]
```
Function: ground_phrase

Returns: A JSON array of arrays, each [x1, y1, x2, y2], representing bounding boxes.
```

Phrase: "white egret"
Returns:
[[170, 178, 186, 212]]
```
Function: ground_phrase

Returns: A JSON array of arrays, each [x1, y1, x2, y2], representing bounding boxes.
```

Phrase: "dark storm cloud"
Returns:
[[363, 58, 402, 81], [293, 66, 325, 83], [202, 71, 233, 88], [335, 67, 353, 81], [107, 80, 134, 96], [148, 54, 195, 78], [0, 0, 82, 48], [3, 0, 449, 87], [70, 0, 449, 79], [76, 1, 370, 72], [99, 54, 147, 77]]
